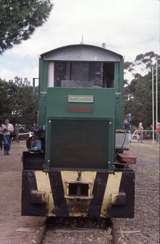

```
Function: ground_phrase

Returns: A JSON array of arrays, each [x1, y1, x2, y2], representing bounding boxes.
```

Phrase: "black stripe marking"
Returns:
[[108, 169, 135, 218], [119, 169, 135, 217], [88, 172, 108, 218], [22, 170, 47, 216], [27, 170, 38, 191], [49, 171, 69, 217]]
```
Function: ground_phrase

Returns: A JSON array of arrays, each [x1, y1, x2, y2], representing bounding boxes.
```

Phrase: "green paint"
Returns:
[[38, 51, 124, 170], [46, 88, 115, 119]]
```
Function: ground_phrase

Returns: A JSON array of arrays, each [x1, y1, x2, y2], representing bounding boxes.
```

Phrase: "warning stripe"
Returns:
[[49, 171, 69, 217], [33, 170, 128, 217], [88, 172, 109, 218], [100, 172, 122, 217], [26, 170, 38, 192], [35, 171, 54, 215]]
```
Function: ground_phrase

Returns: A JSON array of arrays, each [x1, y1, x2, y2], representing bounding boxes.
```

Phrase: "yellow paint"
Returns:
[[68, 212, 88, 217], [61, 171, 96, 183], [35, 171, 97, 217], [35, 170, 122, 218], [61, 171, 96, 217], [100, 172, 122, 217], [61, 171, 96, 195], [35, 171, 54, 215]]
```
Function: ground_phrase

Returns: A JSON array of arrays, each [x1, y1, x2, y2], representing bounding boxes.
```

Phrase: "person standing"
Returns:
[[0, 120, 4, 151], [123, 118, 130, 132], [2, 119, 14, 155], [137, 122, 144, 143], [123, 117, 132, 142]]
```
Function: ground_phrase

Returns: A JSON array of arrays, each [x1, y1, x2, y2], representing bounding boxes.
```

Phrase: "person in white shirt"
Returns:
[[2, 119, 14, 155]]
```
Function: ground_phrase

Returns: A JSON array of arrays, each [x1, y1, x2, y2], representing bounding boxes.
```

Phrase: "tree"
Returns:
[[124, 52, 160, 128], [124, 73, 153, 127], [0, 79, 11, 119], [0, 0, 53, 54], [0, 78, 37, 128]]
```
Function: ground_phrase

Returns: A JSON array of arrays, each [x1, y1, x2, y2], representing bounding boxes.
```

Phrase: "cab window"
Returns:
[[54, 61, 114, 88]]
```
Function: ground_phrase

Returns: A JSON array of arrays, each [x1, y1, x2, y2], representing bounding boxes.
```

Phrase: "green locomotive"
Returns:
[[22, 44, 135, 218]]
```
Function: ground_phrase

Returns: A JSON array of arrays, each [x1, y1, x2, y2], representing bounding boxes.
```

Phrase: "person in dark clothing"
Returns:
[[123, 118, 131, 142], [123, 118, 130, 132]]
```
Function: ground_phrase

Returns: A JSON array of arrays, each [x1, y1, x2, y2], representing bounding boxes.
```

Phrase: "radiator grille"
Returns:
[[49, 119, 109, 169]]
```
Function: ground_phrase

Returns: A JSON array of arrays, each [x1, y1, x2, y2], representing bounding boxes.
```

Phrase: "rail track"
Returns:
[[40, 217, 114, 244]]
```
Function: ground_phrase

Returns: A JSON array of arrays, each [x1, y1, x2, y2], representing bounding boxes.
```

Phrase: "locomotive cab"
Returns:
[[22, 44, 135, 218], [39, 44, 124, 169]]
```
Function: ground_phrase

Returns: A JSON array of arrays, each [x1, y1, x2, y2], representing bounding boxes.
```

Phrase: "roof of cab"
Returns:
[[40, 44, 123, 62]]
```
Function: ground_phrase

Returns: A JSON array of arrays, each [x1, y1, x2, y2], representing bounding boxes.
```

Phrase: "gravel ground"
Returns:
[[0, 142, 45, 244], [43, 227, 112, 244], [42, 218, 113, 244], [113, 141, 160, 244]]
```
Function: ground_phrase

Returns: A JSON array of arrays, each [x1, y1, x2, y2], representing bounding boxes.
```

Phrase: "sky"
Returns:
[[0, 0, 159, 83]]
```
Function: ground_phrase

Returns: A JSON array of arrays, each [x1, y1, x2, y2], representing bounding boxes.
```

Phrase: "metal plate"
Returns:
[[49, 119, 109, 169], [68, 95, 94, 103]]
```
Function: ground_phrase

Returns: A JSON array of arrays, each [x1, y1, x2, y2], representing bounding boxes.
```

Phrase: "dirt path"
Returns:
[[0, 142, 45, 244], [113, 142, 160, 244]]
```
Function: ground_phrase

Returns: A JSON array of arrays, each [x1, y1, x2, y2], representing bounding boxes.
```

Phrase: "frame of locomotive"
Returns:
[[22, 44, 135, 218]]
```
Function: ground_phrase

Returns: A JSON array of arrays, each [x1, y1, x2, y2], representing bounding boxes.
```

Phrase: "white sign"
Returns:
[[68, 95, 94, 103]]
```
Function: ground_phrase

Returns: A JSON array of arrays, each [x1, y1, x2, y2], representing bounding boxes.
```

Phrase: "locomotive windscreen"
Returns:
[[49, 119, 109, 169], [54, 61, 114, 88]]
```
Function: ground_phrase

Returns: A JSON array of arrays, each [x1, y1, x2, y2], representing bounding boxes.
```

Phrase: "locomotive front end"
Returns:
[[22, 44, 135, 218]]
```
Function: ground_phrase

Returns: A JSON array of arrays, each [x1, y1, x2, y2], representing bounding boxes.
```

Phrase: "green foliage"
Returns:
[[124, 73, 153, 127], [0, 79, 10, 118], [124, 52, 160, 128], [0, 0, 53, 53], [0, 78, 37, 128]]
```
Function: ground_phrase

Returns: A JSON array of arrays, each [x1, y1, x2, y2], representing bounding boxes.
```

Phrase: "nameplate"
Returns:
[[68, 95, 94, 103]]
